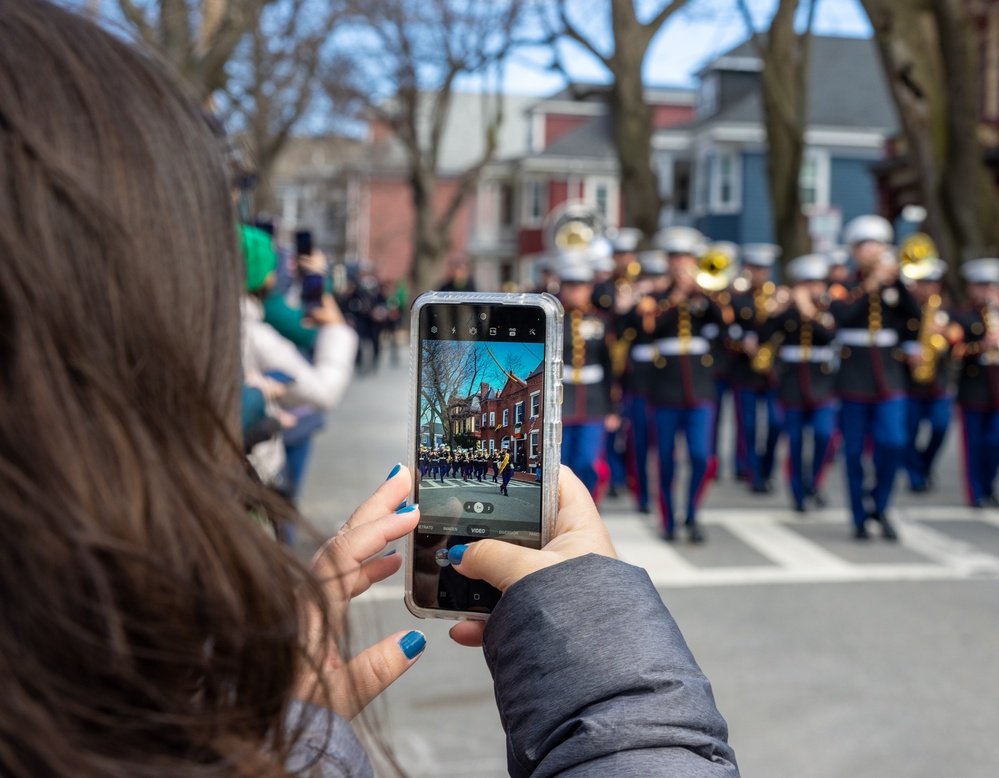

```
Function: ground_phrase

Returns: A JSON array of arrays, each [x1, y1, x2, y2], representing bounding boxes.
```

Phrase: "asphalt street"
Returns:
[[418, 476, 541, 527], [299, 354, 999, 778]]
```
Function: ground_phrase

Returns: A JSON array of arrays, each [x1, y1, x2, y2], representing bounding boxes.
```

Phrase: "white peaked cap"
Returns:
[[826, 246, 850, 267], [638, 249, 669, 277], [961, 258, 999, 285], [656, 226, 707, 257], [741, 243, 781, 268], [611, 227, 642, 253], [555, 250, 595, 283], [786, 254, 829, 283], [843, 215, 894, 246]]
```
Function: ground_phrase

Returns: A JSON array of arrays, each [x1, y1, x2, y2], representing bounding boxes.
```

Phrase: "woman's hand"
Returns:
[[295, 465, 422, 719], [448, 466, 617, 648]]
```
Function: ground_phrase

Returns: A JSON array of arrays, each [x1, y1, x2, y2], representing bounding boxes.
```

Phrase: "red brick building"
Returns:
[[477, 362, 545, 473]]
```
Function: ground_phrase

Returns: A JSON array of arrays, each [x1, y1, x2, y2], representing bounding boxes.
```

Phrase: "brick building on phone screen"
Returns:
[[476, 361, 545, 477]]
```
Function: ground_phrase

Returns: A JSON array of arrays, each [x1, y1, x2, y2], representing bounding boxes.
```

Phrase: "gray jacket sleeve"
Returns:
[[481, 554, 740, 777], [283, 699, 373, 778]]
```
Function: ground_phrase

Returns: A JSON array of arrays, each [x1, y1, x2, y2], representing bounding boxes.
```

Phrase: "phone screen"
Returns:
[[411, 302, 549, 614], [301, 274, 324, 313]]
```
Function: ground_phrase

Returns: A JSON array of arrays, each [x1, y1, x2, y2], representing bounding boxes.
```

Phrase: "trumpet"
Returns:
[[695, 246, 738, 292]]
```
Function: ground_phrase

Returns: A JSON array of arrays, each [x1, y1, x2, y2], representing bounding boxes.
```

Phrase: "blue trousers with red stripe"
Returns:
[[840, 397, 907, 528], [626, 394, 652, 511], [736, 386, 783, 489], [654, 403, 714, 532], [904, 395, 953, 491], [959, 407, 999, 505], [561, 421, 606, 496], [782, 403, 836, 507]]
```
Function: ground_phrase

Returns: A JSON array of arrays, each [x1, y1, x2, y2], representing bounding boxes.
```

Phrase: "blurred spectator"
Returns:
[[439, 255, 477, 292], [343, 264, 387, 375], [240, 224, 358, 541], [384, 278, 410, 366]]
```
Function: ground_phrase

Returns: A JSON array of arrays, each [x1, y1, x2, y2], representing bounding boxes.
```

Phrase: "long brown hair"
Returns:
[[0, 1, 331, 774]]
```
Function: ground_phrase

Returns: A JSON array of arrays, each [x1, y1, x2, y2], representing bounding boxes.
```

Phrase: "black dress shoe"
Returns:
[[909, 482, 929, 493], [662, 527, 676, 542], [687, 524, 705, 544], [870, 511, 898, 541], [854, 524, 870, 540], [750, 482, 771, 494], [638, 504, 651, 515], [793, 501, 806, 514], [808, 489, 827, 507]]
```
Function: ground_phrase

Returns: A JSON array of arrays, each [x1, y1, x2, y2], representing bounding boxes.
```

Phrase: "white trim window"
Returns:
[[799, 149, 831, 212], [515, 401, 524, 425], [585, 176, 619, 227], [502, 408, 509, 427], [482, 412, 487, 426], [530, 430, 540, 460], [489, 438, 495, 452], [489, 411, 495, 427], [530, 391, 540, 418], [712, 151, 741, 213], [522, 178, 547, 226]]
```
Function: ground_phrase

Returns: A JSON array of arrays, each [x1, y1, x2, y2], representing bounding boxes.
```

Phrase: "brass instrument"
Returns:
[[899, 233, 940, 281], [912, 293, 950, 384], [696, 244, 738, 292], [751, 333, 783, 373], [983, 294, 999, 367], [543, 201, 603, 253]]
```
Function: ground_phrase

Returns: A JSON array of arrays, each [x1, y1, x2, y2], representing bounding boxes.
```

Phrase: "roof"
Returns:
[[539, 113, 617, 159], [692, 36, 897, 133], [532, 83, 695, 109]]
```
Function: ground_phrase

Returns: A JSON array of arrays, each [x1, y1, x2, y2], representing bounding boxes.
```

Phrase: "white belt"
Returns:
[[563, 364, 605, 384], [836, 329, 899, 348], [631, 337, 711, 361], [779, 345, 836, 363]]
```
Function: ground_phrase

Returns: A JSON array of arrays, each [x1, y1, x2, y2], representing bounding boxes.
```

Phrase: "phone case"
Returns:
[[404, 291, 564, 621]]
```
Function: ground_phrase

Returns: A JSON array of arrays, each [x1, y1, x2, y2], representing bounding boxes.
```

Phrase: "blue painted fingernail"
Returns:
[[396, 499, 407, 511], [400, 630, 426, 660], [383, 549, 397, 557], [386, 463, 402, 481], [448, 545, 467, 565], [396, 503, 418, 514]]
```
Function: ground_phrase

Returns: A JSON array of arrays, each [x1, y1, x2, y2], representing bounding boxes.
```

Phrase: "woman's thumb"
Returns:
[[448, 540, 545, 593]]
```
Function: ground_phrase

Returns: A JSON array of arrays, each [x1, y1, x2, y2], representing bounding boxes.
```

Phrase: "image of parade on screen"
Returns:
[[415, 303, 547, 544]]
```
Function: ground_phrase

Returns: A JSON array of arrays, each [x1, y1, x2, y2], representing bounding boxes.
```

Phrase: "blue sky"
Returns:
[[472, 341, 546, 391], [460, 0, 871, 95]]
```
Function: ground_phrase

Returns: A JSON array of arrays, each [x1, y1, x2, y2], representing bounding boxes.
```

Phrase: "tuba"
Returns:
[[542, 201, 604, 253], [899, 233, 940, 281], [696, 244, 738, 293]]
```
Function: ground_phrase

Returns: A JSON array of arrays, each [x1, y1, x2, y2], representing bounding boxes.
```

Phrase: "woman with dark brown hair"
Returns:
[[0, 2, 739, 776]]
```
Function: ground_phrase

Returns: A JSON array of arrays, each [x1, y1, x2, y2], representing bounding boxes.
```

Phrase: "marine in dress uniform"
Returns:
[[950, 258, 999, 507], [556, 250, 617, 499], [594, 228, 642, 497], [900, 255, 954, 493], [626, 227, 723, 542], [830, 215, 921, 540], [618, 248, 672, 514], [760, 255, 839, 512], [826, 246, 852, 286], [727, 243, 785, 493]]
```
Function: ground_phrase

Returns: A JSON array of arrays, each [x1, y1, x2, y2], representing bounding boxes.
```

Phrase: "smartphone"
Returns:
[[405, 292, 564, 620], [301, 273, 324, 315], [295, 229, 313, 257]]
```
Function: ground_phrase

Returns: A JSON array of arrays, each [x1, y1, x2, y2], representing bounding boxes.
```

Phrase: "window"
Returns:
[[523, 179, 547, 225], [482, 412, 487, 426], [515, 402, 524, 425], [489, 411, 495, 427], [499, 183, 514, 227], [585, 177, 617, 226], [718, 155, 735, 206], [502, 408, 509, 427], [530, 430, 540, 460], [530, 391, 540, 418], [696, 154, 712, 213], [595, 183, 609, 220], [799, 150, 830, 211], [489, 439, 495, 452]]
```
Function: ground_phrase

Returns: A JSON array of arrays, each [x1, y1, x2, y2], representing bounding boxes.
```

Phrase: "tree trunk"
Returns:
[[862, 0, 999, 292], [410, 165, 448, 295], [609, 69, 661, 241], [758, 0, 812, 265]]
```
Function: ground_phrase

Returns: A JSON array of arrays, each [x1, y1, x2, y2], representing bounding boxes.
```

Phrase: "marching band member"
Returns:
[[618, 249, 672, 515], [826, 246, 852, 285], [760, 254, 839, 512], [951, 258, 999, 507], [628, 227, 723, 543], [830, 215, 921, 540], [900, 251, 954, 493], [727, 244, 784, 493], [556, 250, 617, 499]]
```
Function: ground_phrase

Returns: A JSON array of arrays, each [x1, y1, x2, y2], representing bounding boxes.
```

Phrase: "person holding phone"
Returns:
[[0, 3, 739, 776]]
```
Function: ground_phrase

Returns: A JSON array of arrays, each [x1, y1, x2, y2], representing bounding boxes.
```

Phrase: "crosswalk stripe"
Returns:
[[718, 518, 853, 573]]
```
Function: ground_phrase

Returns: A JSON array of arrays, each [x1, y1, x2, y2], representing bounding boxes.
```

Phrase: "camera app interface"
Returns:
[[413, 303, 546, 612]]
